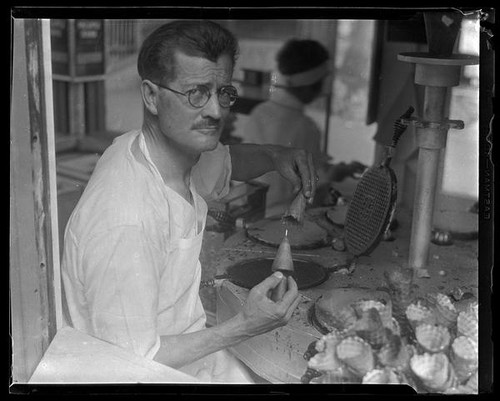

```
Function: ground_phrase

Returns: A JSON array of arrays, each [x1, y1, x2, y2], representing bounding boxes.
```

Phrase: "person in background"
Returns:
[[242, 39, 364, 216], [61, 20, 318, 383]]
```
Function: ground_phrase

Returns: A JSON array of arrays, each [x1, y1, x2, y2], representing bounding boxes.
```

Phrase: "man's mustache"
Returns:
[[192, 118, 221, 130]]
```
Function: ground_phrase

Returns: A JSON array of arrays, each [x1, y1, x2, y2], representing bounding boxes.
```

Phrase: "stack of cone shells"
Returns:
[[304, 290, 478, 393]]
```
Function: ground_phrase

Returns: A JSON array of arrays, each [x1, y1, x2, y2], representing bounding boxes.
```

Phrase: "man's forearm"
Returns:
[[229, 143, 277, 181], [153, 313, 251, 369]]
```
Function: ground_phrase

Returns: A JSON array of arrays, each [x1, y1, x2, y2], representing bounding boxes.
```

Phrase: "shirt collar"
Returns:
[[269, 88, 305, 111]]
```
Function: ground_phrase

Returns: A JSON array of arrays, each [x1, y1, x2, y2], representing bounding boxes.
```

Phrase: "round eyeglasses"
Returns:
[[153, 82, 238, 109]]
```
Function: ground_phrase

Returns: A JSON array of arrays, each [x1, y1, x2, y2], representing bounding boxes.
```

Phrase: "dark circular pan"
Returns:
[[225, 257, 328, 290]]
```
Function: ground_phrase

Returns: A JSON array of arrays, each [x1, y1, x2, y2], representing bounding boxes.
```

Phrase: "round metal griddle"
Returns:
[[246, 217, 329, 250], [222, 257, 328, 290]]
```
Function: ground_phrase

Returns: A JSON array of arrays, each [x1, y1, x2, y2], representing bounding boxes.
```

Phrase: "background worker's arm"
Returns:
[[229, 143, 318, 203], [153, 273, 300, 369]]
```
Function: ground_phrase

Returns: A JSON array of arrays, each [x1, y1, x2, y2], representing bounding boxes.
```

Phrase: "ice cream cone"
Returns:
[[415, 324, 451, 353], [336, 336, 375, 377], [450, 336, 478, 383], [410, 352, 457, 392]]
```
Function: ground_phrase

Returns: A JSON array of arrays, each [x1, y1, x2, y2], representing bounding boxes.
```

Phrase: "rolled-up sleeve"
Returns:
[[191, 142, 232, 201], [80, 225, 162, 359]]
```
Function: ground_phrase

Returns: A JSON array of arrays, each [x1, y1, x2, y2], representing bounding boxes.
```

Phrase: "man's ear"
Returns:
[[141, 80, 159, 115]]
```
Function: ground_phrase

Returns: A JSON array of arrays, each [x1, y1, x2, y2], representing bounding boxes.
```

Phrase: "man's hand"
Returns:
[[269, 146, 318, 204], [237, 271, 301, 338], [229, 143, 318, 203]]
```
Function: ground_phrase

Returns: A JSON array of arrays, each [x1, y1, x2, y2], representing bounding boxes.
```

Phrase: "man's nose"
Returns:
[[201, 93, 223, 120]]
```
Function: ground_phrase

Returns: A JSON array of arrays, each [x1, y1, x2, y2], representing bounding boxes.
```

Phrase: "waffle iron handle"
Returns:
[[383, 106, 415, 166]]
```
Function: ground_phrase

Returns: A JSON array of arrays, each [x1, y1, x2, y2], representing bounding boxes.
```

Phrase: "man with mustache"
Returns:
[[61, 20, 317, 383]]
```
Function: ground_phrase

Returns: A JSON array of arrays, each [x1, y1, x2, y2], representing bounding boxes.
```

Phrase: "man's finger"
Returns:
[[295, 151, 313, 199], [307, 152, 317, 204], [279, 275, 299, 306], [253, 271, 284, 293], [284, 294, 302, 320]]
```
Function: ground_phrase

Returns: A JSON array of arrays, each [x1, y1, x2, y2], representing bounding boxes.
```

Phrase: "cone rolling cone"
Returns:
[[271, 229, 294, 273], [270, 230, 294, 301]]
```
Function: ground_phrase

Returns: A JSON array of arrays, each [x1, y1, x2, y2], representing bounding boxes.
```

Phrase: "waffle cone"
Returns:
[[336, 336, 375, 377], [444, 385, 476, 394], [410, 352, 457, 391], [307, 332, 343, 373], [354, 299, 393, 328], [378, 333, 412, 371], [450, 336, 478, 383], [362, 368, 400, 384], [466, 369, 478, 391], [457, 310, 478, 343], [415, 324, 451, 353], [354, 308, 388, 349], [434, 293, 458, 328], [319, 367, 358, 384], [284, 192, 307, 225], [468, 302, 478, 319], [405, 302, 437, 332]]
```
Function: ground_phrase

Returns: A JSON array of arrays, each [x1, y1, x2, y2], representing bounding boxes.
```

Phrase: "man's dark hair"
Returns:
[[277, 39, 329, 76], [137, 20, 239, 84]]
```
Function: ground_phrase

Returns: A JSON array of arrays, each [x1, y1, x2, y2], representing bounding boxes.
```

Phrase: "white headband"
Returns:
[[271, 62, 330, 88]]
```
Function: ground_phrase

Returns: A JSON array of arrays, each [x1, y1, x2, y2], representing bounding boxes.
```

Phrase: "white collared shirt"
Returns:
[[61, 130, 232, 359]]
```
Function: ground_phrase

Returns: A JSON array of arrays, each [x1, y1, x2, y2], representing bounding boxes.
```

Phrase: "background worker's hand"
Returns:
[[237, 271, 301, 337], [270, 146, 318, 204]]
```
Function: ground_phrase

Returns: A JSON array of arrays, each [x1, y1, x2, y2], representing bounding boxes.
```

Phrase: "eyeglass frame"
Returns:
[[151, 81, 238, 109]]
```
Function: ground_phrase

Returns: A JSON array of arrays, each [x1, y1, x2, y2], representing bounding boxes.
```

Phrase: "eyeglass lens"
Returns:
[[189, 86, 237, 108]]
